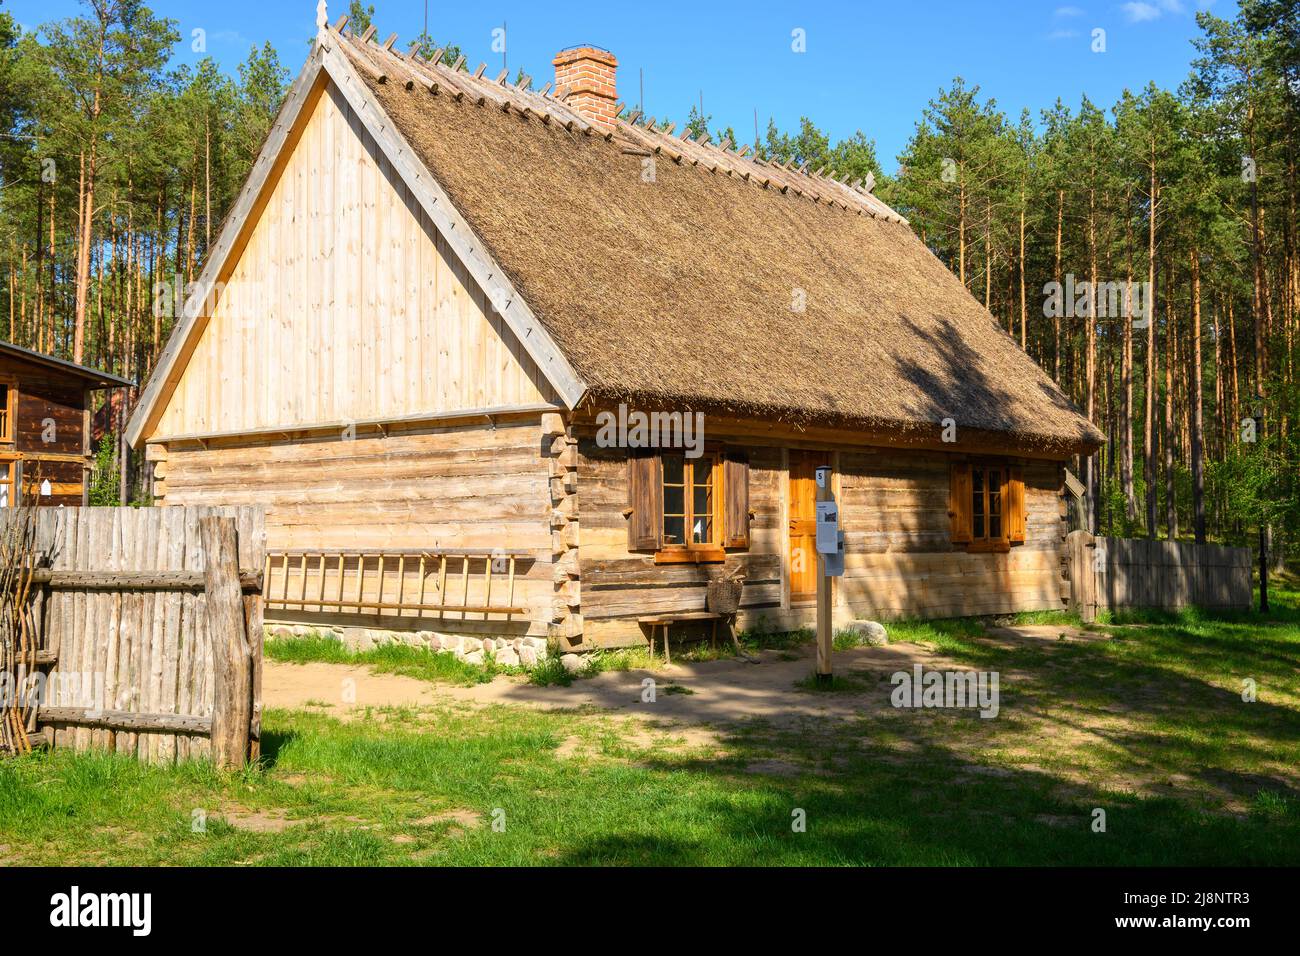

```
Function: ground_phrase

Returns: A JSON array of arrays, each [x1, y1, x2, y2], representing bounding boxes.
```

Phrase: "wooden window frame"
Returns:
[[655, 448, 725, 564], [968, 462, 1010, 553], [950, 459, 1025, 553], [0, 377, 16, 444], [0, 455, 17, 509]]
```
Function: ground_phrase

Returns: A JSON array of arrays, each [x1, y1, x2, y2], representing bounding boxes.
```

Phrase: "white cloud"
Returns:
[[1054, 6, 1086, 16], [210, 29, 252, 47], [1122, 0, 1189, 21], [1049, 28, 1082, 39], [1123, 2, 1161, 20]]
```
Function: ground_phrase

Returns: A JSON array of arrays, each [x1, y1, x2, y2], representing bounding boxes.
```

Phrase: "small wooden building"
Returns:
[[126, 16, 1103, 654], [0, 341, 131, 507]]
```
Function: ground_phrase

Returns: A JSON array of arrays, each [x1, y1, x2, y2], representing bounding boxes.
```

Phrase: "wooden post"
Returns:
[[1066, 529, 1098, 623], [202, 516, 250, 770], [1259, 524, 1269, 613], [815, 466, 833, 685]]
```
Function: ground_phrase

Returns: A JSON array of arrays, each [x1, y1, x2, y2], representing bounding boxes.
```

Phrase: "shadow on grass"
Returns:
[[544, 603, 1300, 865], [256, 729, 301, 769], [549, 720, 1300, 866]]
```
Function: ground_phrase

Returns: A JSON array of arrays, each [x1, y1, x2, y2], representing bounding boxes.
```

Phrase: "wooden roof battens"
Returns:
[[385, 52, 432, 93], [429, 64, 473, 103], [343, 35, 390, 84], [495, 68, 509, 84], [382, 33, 398, 51], [621, 122, 680, 162], [359, 24, 376, 42], [332, 14, 349, 31]]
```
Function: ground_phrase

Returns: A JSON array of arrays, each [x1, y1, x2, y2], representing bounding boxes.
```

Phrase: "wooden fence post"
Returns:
[[202, 516, 250, 770], [1066, 529, 1098, 623]]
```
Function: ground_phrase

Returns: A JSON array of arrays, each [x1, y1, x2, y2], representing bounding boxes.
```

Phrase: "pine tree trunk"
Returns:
[[1190, 249, 1206, 543], [1144, 167, 1159, 538], [1054, 189, 1063, 381], [1165, 292, 1178, 540]]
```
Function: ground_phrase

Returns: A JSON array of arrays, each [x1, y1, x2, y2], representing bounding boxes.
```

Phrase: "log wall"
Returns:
[[577, 432, 1067, 648], [154, 417, 555, 638], [0, 353, 93, 506]]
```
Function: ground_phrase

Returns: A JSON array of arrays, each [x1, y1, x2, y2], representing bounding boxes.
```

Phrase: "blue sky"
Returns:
[[5, 0, 1231, 171]]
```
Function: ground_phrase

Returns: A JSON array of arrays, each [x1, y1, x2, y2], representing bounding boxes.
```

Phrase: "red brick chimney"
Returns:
[[552, 46, 618, 132]]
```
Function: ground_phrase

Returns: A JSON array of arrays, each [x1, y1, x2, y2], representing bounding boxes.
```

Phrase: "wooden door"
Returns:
[[788, 450, 830, 603]]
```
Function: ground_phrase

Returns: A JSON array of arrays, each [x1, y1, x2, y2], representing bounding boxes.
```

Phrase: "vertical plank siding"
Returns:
[[4, 506, 266, 763], [1067, 530, 1252, 620], [153, 79, 558, 440]]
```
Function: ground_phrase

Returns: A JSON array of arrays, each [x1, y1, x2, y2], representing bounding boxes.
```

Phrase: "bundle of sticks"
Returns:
[[0, 503, 41, 756]]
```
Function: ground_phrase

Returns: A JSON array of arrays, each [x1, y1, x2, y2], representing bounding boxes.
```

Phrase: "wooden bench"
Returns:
[[637, 611, 739, 664]]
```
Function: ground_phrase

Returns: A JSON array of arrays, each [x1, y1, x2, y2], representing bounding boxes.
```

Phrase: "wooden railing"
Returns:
[[263, 548, 532, 619]]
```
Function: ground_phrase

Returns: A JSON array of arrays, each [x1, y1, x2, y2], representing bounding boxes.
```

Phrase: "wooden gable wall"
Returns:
[[151, 79, 559, 441]]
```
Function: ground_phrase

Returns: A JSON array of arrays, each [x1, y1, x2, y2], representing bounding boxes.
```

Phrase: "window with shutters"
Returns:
[[0, 378, 15, 444], [659, 451, 724, 562], [626, 447, 750, 563], [949, 460, 1025, 552], [0, 457, 16, 508]]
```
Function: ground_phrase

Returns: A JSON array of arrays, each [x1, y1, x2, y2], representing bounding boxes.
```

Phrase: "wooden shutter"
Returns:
[[950, 462, 972, 544], [723, 453, 751, 549], [626, 453, 663, 551], [1006, 466, 1026, 544]]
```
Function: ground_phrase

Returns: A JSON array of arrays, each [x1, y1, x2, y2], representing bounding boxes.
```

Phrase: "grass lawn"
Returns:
[[3, 584, 1299, 866]]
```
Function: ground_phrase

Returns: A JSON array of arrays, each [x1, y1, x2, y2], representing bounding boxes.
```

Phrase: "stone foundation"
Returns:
[[266, 623, 551, 668]]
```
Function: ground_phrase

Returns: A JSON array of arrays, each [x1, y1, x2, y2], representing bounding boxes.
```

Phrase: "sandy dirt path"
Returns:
[[263, 623, 1091, 725]]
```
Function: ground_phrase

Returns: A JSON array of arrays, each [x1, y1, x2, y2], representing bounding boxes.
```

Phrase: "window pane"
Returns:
[[989, 515, 1001, 539], [693, 484, 712, 520], [664, 484, 684, 518], [691, 513, 713, 544], [662, 454, 684, 486], [973, 514, 984, 539], [972, 468, 984, 493], [663, 516, 685, 545]]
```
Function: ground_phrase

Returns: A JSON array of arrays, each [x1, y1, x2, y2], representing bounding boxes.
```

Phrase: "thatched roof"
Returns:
[[338, 31, 1102, 453]]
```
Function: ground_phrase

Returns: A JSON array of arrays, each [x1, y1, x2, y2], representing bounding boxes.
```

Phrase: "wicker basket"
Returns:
[[706, 579, 743, 615]]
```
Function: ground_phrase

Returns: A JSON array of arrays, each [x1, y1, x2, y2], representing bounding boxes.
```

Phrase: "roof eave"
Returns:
[[0, 341, 133, 388]]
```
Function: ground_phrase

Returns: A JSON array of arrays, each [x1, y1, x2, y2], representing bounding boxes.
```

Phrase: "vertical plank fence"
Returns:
[[0, 506, 265, 767], [1066, 530, 1252, 622]]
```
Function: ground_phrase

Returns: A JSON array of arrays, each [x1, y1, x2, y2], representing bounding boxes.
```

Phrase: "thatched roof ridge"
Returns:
[[334, 27, 1103, 453]]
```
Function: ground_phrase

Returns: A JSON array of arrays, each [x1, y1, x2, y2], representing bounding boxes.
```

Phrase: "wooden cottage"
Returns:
[[125, 14, 1103, 656], [0, 341, 131, 507]]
